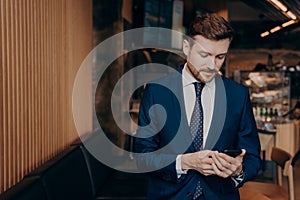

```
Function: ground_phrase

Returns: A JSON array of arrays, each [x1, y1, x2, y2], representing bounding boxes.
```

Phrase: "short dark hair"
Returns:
[[187, 13, 234, 41]]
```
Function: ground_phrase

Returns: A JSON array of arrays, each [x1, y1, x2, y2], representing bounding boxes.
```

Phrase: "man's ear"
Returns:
[[182, 39, 190, 56]]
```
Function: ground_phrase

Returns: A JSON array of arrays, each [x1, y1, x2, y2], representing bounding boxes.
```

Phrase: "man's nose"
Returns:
[[207, 56, 217, 70]]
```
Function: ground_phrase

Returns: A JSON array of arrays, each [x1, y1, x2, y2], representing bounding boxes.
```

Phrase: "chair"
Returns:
[[258, 129, 276, 172], [240, 147, 295, 200]]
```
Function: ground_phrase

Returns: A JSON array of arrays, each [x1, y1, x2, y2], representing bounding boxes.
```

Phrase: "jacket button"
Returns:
[[186, 192, 192, 198]]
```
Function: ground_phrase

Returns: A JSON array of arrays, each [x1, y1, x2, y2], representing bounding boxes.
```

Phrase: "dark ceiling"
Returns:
[[93, 0, 300, 50], [240, 0, 300, 22], [228, 0, 300, 50]]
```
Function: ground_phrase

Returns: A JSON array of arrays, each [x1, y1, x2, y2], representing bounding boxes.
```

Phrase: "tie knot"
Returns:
[[194, 82, 205, 97]]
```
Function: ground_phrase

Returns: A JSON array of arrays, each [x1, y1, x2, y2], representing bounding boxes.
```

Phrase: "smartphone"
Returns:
[[222, 149, 242, 157]]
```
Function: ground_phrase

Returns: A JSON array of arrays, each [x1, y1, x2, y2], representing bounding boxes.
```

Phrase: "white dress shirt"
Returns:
[[176, 64, 215, 176]]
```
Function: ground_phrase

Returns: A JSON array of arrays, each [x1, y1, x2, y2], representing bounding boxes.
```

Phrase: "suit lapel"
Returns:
[[164, 70, 199, 154], [171, 72, 192, 148], [204, 75, 227, 150]]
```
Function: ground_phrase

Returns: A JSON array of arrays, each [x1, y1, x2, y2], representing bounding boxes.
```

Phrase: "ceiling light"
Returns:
[[286, 11, 297, 20], [260, 31, 270, 37], [282, 20, 297, 27], [270, 26, 281, 33], [260, 20, 299, 37], [269, 0, 288, 12]]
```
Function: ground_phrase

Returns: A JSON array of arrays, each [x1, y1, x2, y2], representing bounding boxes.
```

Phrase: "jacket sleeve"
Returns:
[[135, 84, 185, 183], [236, 88, 261, 187]]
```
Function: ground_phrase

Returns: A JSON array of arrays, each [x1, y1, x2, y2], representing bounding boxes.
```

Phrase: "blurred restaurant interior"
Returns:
[[1, 0, 300, 199]]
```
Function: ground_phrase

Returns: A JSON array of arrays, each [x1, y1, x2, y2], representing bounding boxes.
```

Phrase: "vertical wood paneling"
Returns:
[[5, 0, 11, 189], [0, 0, 93, 192], [0, 0, 3, 189], [24, 0, 30, 175], [0, 0, 6, 192]]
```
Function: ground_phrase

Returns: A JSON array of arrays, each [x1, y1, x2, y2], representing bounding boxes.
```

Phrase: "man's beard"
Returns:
[[186, 62, 218, 83]]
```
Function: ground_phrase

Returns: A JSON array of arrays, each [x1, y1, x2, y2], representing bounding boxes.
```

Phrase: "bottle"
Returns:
[[259, 107, 264, 121], [254, 107, 262, 128], [253, 106, 258, 118], [274, 108, 279, 123], [269, 108, 274, 122], [264, 107, 269, 122]]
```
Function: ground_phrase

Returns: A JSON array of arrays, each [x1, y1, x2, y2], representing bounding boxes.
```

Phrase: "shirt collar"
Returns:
[[182, 64, 215, 88]]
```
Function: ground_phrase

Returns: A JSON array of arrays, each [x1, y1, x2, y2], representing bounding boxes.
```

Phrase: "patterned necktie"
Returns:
[[190, 82, 205, 200], [190, 82, 205, 151]]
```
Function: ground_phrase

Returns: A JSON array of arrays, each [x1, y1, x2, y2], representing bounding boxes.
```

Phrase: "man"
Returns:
[[127, 100, 140, 159], [135, 13, 261, 200]]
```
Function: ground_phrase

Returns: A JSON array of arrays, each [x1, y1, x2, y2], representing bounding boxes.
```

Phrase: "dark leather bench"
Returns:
[[0, 176, 47, 200], [0, 132, 148, 200], [24, 145, 94, 200], [74, 132, 148, 200]]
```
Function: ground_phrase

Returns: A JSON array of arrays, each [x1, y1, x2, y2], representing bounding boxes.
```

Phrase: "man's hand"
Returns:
[[181, 150, 217, 176], [211, 149, 246, 178]]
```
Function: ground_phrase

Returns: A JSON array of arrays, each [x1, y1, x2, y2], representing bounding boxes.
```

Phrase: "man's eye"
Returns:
[[216, 55, 226, 60], [200, 53, 208, 58]]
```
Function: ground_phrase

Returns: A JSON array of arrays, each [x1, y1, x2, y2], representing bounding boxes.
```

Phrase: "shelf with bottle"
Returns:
[[234, 71, 291, 130], [253, 106, 277, 130], [253, 105, 293, 132]]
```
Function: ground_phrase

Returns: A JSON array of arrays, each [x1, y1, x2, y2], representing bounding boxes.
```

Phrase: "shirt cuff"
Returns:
[[231, 170, 245, 187], [176, 154, 188, 178]]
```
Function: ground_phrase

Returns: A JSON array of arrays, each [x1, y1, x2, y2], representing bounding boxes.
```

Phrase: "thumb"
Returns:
[[239, 149, 246, 157]]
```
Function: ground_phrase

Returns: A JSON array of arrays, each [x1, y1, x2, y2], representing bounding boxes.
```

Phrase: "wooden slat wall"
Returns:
[[0, 0, 93, 192]]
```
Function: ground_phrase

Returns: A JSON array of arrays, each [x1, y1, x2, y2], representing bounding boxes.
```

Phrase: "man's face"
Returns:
[[183, 35, 230, 83]]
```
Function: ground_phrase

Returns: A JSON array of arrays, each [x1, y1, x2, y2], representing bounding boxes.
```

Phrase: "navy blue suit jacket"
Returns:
[[135, 71, 261, 200]]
